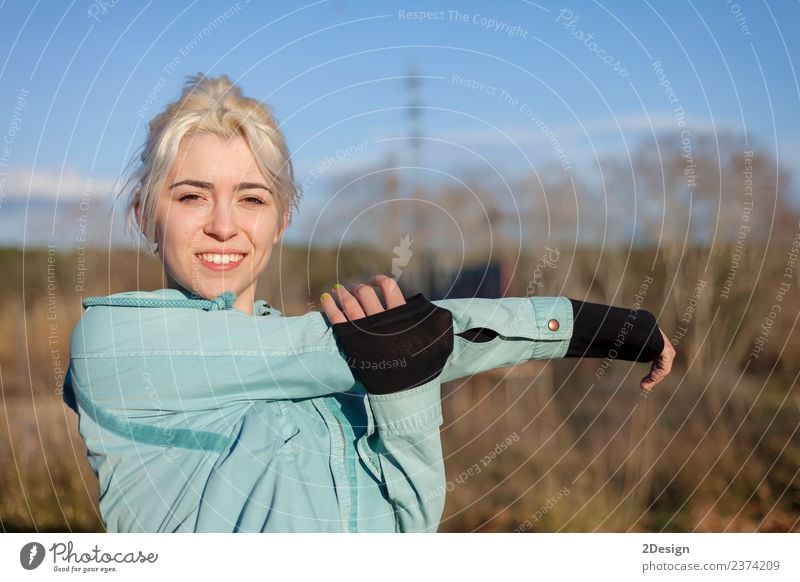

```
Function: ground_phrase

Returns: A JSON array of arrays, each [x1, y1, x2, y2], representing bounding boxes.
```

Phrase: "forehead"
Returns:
[[169, 133, 264, 179]]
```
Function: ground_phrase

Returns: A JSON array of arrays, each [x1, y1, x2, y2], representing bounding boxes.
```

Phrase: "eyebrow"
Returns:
[[169, 179, 271, 192]]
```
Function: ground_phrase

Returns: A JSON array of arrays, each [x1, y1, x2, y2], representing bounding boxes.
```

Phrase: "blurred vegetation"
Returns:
[[1, 131, 799, 532], [1, 241, 797, 532]]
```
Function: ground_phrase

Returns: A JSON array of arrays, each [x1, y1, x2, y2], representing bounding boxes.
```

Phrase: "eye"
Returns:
[[243, 196, 266, 205], [178, 193, 202, 203]]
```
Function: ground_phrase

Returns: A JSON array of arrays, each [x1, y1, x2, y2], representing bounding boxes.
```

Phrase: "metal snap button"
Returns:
[[547, 318, 560, 331]]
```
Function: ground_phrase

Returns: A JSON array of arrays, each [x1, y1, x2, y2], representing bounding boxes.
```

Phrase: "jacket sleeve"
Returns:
[[67, 295, 573, 416], [361, 378, 446, 533], [564, 298, 664, 361], [68, 302, 361, 416], [435, 295, 573, 383]]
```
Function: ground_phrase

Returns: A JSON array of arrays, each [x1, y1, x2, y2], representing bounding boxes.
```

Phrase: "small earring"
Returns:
[[146, 240, 159, 256]]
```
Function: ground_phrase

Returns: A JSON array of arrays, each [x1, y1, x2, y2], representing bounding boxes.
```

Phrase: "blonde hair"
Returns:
[[119, 72, 300, 245]]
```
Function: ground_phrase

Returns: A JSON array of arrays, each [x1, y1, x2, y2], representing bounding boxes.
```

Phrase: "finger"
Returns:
[[652, 339, 675, 381], [369, 274, 406, 309], [641, 357, 668, 389], [320, 292, 347, 324], [331, 283, 367, 321], [641, 375, 657, 393], [661, 352, 674, 375], [663, 345, 676, 375], [348, 283, 386, 316]]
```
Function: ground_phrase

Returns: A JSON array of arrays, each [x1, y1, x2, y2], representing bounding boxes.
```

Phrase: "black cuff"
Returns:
[[331, 293, 454, 395], [565, 299, 664, 362]]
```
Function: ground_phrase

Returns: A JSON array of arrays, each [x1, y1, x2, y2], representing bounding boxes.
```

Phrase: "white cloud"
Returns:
[[434, 112, 731, 148], [0, 165, 119, 201]]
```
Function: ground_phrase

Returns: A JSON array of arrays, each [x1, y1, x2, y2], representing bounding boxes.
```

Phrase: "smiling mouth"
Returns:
[[195, 253, 246, 267]]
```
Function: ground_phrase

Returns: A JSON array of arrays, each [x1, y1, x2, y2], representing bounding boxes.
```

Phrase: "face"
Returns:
[[140, 133, 287, 314]]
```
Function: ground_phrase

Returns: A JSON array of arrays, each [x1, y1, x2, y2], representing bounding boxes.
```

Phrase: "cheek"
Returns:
[[157, 214, 202, 255], [246, 213, 281, 246]]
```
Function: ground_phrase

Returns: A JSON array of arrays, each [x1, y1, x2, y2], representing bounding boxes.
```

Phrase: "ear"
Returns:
[[133, 190, 152, 239], [133, 190, 144, 231], [273, 208, 290, 244]]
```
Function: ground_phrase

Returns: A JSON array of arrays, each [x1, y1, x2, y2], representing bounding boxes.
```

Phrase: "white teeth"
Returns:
[[198, 253, 244, 264]]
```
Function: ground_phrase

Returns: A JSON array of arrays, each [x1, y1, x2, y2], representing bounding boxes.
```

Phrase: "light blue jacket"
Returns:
[[64, 288, 573, 532]]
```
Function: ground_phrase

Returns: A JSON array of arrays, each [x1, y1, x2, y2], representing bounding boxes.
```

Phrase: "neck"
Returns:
[[164, 277, 255, 315]]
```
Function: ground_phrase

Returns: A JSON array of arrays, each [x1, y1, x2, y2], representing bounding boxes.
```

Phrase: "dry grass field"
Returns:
[[1, 244, 798, 532]]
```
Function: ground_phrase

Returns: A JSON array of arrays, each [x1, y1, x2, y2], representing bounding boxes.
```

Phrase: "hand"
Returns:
[[320, 275, 454, 395], [640, 329, 675, 395], [321, 274, 406, 323]]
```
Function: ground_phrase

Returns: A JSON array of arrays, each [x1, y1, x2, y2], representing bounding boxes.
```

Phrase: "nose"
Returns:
[[203, 198, 238, 241]]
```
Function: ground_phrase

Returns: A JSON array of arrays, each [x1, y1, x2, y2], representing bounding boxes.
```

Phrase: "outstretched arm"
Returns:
[[68, 282, 671, 418], [67, 284, 575, 417], [322, 276, 674, 532]]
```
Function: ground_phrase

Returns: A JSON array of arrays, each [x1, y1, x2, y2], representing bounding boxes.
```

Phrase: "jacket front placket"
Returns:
[[313, 396, 359, 532]]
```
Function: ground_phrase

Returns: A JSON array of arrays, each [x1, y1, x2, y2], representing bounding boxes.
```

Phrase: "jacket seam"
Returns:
[[323, 398, 360, 533], [70, 346, 338, 358], [73, 387, 229, 453]]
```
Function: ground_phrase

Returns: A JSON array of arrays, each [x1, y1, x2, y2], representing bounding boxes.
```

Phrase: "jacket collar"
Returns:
[[160, 287, 281, 316], [82, 287, 281, 316]]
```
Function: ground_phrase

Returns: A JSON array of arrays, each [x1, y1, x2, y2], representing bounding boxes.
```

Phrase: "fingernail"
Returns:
[[321, 293, 331, 301], [332, 283, 343, 290]]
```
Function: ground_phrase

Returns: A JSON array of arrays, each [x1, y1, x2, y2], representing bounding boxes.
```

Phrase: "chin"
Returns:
[[199, 281, 242, 298], [174, 277, 236, 300]]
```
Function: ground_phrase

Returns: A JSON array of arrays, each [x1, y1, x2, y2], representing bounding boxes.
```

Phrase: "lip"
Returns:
[[197, 248, 249, 254], [195, 250, 248, 271]]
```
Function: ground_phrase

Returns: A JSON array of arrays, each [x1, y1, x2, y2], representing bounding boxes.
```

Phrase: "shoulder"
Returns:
[[70, 289, 190, 355], [70, 289, 326, 357]]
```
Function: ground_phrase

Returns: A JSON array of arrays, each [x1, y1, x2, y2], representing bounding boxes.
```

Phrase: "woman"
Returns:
[[64, 73, 674, 533]]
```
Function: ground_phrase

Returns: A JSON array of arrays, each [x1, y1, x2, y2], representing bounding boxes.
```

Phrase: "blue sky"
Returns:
[[0, 0, 798, 246]]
